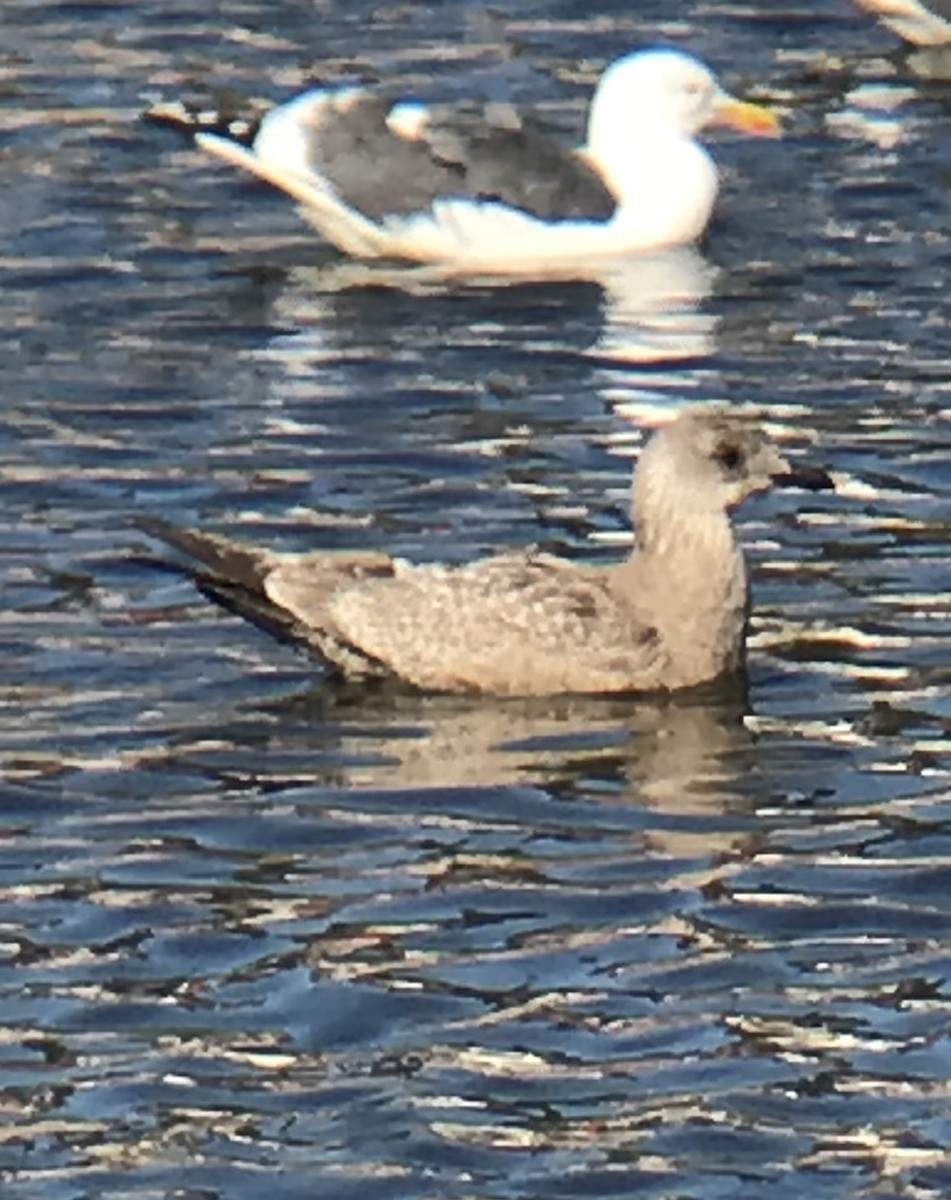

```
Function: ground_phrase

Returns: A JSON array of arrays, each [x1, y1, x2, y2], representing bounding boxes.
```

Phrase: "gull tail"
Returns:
[[196, 133, 399, 258], [133, 516, 306, 648]]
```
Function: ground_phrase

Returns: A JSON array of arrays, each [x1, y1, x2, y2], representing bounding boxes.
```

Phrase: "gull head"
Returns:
[[588, 48, 780, 145], [633, 410, 830, 524]]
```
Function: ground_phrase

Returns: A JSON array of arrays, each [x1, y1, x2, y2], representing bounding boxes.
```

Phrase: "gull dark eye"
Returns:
[[713, 442, 744, 474]]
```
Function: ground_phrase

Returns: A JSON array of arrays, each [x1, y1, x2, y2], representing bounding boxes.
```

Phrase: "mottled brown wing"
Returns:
[[326, 553, 667, 695]]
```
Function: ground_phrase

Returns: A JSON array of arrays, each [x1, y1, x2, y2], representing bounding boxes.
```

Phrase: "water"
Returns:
[[4, 0, 951, 1195]]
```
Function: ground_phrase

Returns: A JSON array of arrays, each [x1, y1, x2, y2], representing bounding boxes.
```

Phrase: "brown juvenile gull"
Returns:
[[145, 47, 780, 270], [852, 0, 951, 44], [134, 410, 831, 696]]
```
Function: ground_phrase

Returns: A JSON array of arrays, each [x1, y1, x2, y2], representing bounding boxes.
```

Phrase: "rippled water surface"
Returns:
[[5, 1, 951, 1196]]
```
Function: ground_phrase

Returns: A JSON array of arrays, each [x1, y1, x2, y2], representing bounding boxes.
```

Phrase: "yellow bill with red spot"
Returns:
[[710, 94, 781, 138]]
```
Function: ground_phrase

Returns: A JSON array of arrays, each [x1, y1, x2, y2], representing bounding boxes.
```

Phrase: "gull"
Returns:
[[852, 0, 951, 45], [147, 47, 780, 270], [134, 409, 831, 697]]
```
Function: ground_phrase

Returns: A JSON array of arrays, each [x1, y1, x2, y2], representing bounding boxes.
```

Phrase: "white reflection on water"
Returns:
[[250, 245, 717, 377], [591, 246, 717, 364]]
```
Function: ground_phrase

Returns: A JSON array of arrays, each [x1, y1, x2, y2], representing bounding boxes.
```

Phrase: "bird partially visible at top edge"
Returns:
[[851, 0, 951, 45], [145, 47, 780, 271], [133, 410, 832, 698]]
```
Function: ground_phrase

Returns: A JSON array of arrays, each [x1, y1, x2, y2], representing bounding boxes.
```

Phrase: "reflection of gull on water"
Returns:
[[591, 247, 717, 364], [235, 684, 759, 863], [306, 686, 746, 789], [262, 245, 717, 369]]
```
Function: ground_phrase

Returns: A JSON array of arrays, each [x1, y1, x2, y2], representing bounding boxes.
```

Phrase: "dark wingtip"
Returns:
[[771, 465, 835, 492], [132, 514, 179, 540], [141, 99, 259, 146]]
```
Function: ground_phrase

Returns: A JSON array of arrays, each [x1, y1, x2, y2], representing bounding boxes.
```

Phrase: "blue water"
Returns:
[[3, 1, 951, 1195]]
